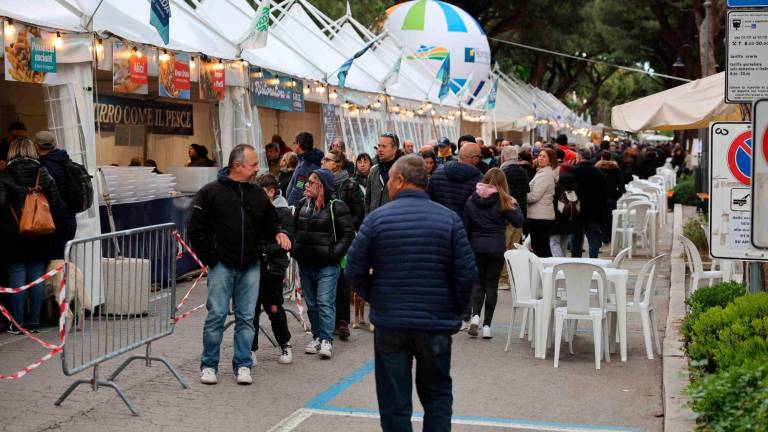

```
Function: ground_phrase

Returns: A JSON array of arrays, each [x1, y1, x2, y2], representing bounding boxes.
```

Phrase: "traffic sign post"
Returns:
[[728, 0, 768, 7], [752, 99, 768, 248], [726, 10, 768, 103], [709, 122, 768, 261]]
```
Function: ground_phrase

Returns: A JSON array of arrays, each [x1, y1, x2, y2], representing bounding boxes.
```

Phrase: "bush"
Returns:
[[687, 293, 768, 373], [683, 216, 708, 252], [682, 282, 746, 343], [673, 175, 697, 205], [687, 362, 768, 431]]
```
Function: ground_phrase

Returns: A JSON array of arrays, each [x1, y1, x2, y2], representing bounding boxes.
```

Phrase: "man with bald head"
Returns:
[[427, 142, 482, 217]]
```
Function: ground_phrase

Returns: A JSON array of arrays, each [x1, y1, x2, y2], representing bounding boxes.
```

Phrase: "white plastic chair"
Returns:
[[552, 263, 610, 369], [615, 201, 652, 258], [679, 236, 723, 294], [611, 247, 632, 269], [504, 250, 543, 352], [607, 254, 667, 359]]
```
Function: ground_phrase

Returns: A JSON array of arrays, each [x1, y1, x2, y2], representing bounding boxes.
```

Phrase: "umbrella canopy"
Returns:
[[611, 72, 741, 132]]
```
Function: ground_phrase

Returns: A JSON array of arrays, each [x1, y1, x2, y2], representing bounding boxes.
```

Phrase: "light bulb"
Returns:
[[416, 109, 424, 115], [372, 101, 381, 109], [55, 32, 63, 49], [159, 49, 170, 62], [430, 109, 436, 116], [95, 38, 104, 57], [315, 84, 326, 94], [5, 20, 15, 37], [190, 57, 196, 70], [329, 90, 338, 100], [254, 70, 263, 79], [424, 103, 432, 110], [303, 85, 311, 95]]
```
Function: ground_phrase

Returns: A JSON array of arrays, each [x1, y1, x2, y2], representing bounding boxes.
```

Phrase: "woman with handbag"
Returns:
[[0, 137, 64, 334]]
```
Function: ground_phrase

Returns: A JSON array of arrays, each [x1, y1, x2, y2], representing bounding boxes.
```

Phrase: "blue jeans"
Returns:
[[8, 261, 45, 328], [200, 262, 260, 374], [374, 329, 453, 432], [571, 220, 603, 258], [299, 265, 340, 342]]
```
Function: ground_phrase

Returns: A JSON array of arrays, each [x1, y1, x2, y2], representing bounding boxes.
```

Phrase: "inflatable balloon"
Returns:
[[385, 0, 491, 104]]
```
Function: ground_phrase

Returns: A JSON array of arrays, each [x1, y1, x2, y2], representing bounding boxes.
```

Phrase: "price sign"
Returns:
[[726, 10, 768, 103]]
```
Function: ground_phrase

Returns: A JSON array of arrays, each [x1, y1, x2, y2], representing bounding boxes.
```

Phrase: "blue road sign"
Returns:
[[728, 0, 768, 7]]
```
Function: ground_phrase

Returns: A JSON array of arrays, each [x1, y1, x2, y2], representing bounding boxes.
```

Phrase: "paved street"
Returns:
[[0, 228, 671, 432]]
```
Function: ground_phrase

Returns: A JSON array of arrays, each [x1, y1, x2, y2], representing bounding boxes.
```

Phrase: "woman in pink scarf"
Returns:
[[461, 168, 523, 338]]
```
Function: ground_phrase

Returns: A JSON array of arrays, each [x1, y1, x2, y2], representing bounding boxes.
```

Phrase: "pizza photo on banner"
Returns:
[[199, 58, 225, 101], [3, 22, 58, 83], [112, 41, 149, 95], [159, 51, 191, 100]]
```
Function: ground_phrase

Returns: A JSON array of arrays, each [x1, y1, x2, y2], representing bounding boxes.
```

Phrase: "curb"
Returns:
[[662, 204, 696, 431]]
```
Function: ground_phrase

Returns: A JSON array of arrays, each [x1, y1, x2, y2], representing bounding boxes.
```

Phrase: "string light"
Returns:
[[303, 84, 311, 95], [95, 38, 104, 57], [132, 46, 142, 59], [372, 100, 381, 109], [253, 69, 263, 79], [4, 19, 15, 37], [54, 31, 63, 49], [315, 83, 326, 94], [329, 89, 338, 100], [190, 56, 197, 71], [159, 49, 170, 62]]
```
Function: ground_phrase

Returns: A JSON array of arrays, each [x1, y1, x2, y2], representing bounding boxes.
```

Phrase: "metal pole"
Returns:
[[748, 262, 763, 294]]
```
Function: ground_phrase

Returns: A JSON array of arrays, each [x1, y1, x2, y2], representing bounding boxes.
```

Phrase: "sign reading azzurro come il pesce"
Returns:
[[249, 66, 304, 112], [95, 95, 194, 135]]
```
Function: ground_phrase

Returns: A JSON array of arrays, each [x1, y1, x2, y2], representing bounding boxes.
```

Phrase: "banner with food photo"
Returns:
[[199, 58, 225, 101], [159, 51, 191, 100], [3, 22, 58, 83], [112, 41, 148, 95]]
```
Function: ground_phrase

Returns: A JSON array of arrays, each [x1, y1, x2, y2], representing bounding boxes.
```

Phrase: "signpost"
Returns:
[[725, 9, 768, 103], [709, 122, 768, 260], [728, 0, 768, 7], [751, 99, 768, 248]]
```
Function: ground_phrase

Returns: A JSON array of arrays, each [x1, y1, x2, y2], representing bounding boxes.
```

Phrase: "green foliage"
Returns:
[[682, 282, 746, 343], [687, 293, 768, 374], [673, 175, 697, 206], [687, 362, 768, 431], [682, 216, 708, 252]]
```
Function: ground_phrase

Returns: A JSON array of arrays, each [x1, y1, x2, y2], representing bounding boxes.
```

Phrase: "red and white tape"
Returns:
[[0, 268, 67, 380], [0, 263, 64, 294], [171, 232, 207, 324]]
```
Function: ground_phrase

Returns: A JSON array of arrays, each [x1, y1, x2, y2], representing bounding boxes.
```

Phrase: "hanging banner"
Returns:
[[199, 58, 225, 101], [248, 66, 304, 112], [150, 0, 171, 45], [95, 95, 194, 136], [159, 51, 190, 99], [113, 41, 148, 95], [3, 22, 58, 83]]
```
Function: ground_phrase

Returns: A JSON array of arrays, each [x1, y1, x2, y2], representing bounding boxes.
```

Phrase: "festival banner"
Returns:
[[249, 67, 304, 112], [199, 58, 225, 101], [112, 41, 149, 95], [159, 51, 190, 100], [95, 95, 194, 135], [3, 22, 58, 83]]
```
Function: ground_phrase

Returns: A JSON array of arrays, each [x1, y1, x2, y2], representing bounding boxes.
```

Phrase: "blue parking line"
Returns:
[[304, 358, 643, 432]]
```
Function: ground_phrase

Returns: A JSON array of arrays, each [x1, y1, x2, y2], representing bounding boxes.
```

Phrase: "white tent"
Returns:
[[611, 72, 741, 132]]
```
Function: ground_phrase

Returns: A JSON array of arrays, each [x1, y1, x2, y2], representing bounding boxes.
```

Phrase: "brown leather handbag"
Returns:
[[11, 171, 56, 236]]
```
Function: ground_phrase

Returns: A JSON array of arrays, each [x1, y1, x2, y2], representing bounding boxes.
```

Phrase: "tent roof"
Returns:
[[611, 72, 740, 132]]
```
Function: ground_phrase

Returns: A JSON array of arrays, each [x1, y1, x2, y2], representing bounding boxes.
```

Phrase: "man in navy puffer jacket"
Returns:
[[346, 154, 476, 432], [286, 131, 324, 206], [427, 142, 483, 217]]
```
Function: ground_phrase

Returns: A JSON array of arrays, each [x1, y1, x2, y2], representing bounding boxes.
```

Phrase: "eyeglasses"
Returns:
[[322, 157, 340, 163]]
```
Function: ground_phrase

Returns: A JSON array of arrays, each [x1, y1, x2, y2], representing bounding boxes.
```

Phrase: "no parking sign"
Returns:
[[709, 122, 768, 260]]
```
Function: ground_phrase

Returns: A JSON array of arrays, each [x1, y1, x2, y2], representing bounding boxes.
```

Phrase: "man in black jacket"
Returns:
[[34, 131, 77, 260], [572, 148, 608, 258], [427, 142, 483, 217], [500, 145, 530, 245], [188, 144, 290, 386]]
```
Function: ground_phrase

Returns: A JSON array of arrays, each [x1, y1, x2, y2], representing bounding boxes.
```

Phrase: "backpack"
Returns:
[[557, 190, 581, 219], [61, 160, 94, 213], [11, 171, 56, 236]]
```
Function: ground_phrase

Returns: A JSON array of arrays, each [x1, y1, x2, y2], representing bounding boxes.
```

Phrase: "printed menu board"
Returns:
[[159, 51, 191, 100], [199, 58, 225, 101], [3, 22, 58, 83], [112, 41, 148, 95]]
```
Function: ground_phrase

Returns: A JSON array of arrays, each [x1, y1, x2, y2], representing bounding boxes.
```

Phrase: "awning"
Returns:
[[611, 72, 741, 132]]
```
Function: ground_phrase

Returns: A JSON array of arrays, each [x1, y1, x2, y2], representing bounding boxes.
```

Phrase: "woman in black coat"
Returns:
[[0, 138, 64, 333], [462, 168, 523, 339], [549, 167, 580, 257]]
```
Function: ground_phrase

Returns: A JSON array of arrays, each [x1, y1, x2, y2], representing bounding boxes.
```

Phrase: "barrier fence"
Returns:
[[54, 223, 188, 416]]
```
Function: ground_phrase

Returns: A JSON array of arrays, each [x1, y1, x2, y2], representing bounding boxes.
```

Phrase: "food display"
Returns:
[[199, 57, 225, 101], [159, 51, 190, 100], [112, 41, 148, 95]]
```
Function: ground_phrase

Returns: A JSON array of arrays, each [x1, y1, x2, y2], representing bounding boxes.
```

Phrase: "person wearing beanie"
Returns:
[[187, 144, 214, 167], [34, 130, 78, 260], [0, 121, 28, 165], [291, 168, 355, 360], [286, 131, 324, 207]]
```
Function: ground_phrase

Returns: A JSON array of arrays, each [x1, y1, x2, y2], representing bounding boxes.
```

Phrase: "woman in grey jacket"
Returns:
[[526, 148, 558, 257]]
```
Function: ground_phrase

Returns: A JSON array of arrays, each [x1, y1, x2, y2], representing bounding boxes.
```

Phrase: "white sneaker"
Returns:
[[460, 320, 470, 331], [318, 340, 333, 359], [482, 325, 492, 339], [236, 367, 252, 385], [305, 338, 320, 354], [200, 367, 217, 385], [278, 344, 293, 364], [468, 315, 481, 337]]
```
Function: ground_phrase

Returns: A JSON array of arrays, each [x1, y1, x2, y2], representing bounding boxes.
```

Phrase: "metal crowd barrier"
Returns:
[[55, 223, 188, 416]]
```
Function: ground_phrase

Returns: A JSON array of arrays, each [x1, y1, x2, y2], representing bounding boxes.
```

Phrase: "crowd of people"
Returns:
[[186, 129, 679, 429]]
